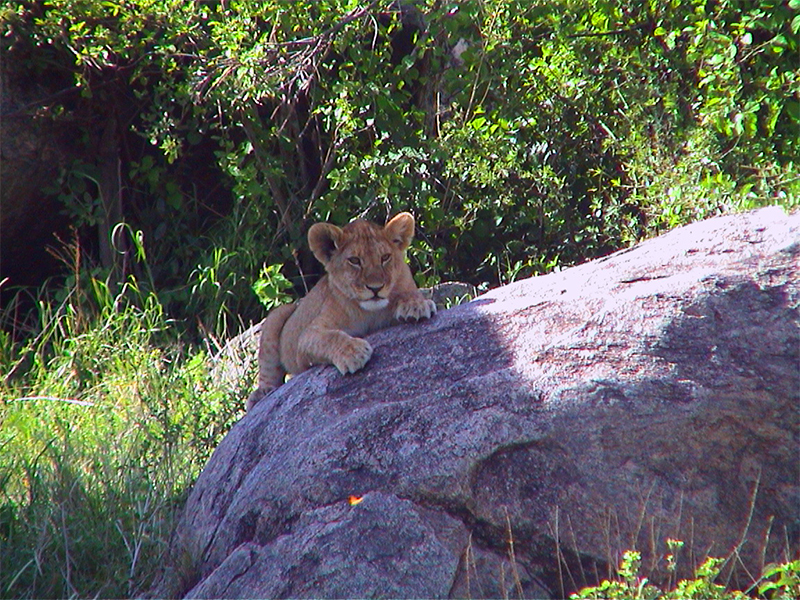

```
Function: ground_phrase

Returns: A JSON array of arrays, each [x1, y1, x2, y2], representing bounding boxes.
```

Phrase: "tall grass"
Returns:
[[0, 276, 246, 598]]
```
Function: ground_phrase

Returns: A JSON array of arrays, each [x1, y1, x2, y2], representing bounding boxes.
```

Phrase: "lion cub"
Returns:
[[247, 212, 436, 409]]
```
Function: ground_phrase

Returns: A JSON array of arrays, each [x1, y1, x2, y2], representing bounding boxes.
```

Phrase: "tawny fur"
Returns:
[[247, 212, 435, 410]]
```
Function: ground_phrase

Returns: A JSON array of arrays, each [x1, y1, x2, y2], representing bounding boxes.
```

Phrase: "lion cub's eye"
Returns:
[[347, 256, 361, 266], [381, 254, 391, 264]]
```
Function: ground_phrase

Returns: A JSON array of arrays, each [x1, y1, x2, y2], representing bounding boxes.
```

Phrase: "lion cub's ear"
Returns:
[[308, 223, 343, 265], [384, 212, 415, 250]]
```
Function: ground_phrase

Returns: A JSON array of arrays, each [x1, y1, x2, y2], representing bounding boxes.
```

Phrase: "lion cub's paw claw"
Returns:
[[246, 386, 273, 411], [333, 337, 373, 375], [395, 298, 437, 322]]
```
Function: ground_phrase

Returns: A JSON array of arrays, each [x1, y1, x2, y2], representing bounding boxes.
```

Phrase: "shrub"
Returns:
[[572, 548, 800, 600], [2, 0, 797, 337]]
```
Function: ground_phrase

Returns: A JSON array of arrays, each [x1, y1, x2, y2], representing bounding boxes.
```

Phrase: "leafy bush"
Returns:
[[2, 0, 797, 337], [573, 548, 800, 600]]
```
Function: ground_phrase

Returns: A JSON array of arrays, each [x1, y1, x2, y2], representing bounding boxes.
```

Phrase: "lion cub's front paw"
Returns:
[[332, 336, 373, 375], [246, 387, 269, 411], [395, 297, 437, 322], [247, 382, 282, 411]]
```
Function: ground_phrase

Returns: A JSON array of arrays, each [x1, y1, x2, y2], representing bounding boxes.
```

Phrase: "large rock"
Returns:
[[153, 207, 799, 599]]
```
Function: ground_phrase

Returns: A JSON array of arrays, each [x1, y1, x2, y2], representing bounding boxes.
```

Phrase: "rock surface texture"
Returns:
[[154, 208, 799, 599]]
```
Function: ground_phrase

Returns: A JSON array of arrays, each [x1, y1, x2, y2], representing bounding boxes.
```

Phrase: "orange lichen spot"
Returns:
[[348, 495, 364, 506]]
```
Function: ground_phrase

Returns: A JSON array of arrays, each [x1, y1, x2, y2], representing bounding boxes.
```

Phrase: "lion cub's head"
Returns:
[[308, 212, 416, 311]]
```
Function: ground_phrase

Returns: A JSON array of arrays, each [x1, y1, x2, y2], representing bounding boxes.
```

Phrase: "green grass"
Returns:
[[0, 278, 246, 598]]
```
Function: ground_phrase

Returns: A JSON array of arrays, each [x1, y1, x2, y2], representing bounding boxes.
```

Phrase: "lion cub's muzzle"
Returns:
[[358, 282, 390, 311]]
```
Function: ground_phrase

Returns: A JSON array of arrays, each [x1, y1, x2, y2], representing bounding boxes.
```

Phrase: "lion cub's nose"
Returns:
[[366, 284, 384, 296]]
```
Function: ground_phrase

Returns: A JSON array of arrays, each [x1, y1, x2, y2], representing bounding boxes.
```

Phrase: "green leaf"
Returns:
[[470, 116, 487, 130], [786, 100, 800, 122]]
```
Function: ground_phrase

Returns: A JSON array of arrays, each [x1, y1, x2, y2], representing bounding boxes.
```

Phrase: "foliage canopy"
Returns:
[[2, 0, 798, 335]]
